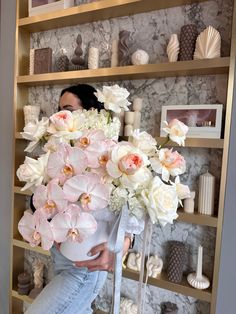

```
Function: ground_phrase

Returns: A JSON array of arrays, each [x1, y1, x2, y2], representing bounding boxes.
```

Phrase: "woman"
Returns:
[[26, 84, 132, 314]]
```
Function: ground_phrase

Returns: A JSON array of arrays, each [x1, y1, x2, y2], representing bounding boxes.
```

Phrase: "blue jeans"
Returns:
[[25, 246, 108, 314]]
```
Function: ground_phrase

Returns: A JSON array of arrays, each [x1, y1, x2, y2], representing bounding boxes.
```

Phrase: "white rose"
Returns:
[[163, 119, 188, 146], [94, 85, 131, 113], [21, 117, 49, 153], [131, 129, 157, 156], [141, 176, 178, 226], [16, 152, 50, 191]]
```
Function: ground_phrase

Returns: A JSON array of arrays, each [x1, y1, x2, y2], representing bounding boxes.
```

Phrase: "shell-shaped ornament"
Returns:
[[194, 25, 221, 59], [167, 34, 180, 62]]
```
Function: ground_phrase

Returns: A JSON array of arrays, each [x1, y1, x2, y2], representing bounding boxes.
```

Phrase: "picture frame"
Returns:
[[28, 0, 74, 17], [160, 104, 223, 139]]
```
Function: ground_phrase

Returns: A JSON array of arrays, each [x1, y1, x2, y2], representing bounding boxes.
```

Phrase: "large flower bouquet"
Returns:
[[17, 84, 190, 257]]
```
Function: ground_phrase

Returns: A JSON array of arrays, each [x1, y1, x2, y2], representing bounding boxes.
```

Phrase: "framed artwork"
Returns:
[[28, 0, 74, 16], [160, 104, 223, 139]]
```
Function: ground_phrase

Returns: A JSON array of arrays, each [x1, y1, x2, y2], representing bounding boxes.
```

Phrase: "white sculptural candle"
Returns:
[[198, 171, 215, 215], [124, 111, 135, 136], [184, 191, 195, 214], [88, 47, 99, 69], [187, 245, 210, 290], [133, 97, 143, 130]]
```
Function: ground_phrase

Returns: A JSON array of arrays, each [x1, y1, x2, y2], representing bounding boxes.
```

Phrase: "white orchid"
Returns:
[[94, 84, 131, 113]]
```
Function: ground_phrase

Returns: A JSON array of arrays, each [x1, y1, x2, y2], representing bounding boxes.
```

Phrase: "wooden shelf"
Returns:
[[12, 290, 33, 304], [15, 132, 23, 140], [177, 210, 218, 228], [13, 238, 51, 256], [122, 268, 212, 302], [17, 58, 230, 86], [18, 0, 209, 32], [14, 186, 32, 196], [156, 137, 224, 149]]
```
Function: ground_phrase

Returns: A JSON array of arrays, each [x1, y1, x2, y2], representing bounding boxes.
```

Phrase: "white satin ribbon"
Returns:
[[108, 204, 129, 314]]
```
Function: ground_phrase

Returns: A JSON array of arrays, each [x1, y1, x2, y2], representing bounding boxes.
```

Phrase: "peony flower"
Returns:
[[131, 129, 157, 156], [106, 141, 151, 189], [171, 176, 191, 205], [47, 110, 82, 140], [150, 148, 186, 182], [33, 180, 68, 219], [18, 211, 54, 250], [141, 176, 179, 226], [163, 119, 188, 146], [47, 143, 88, 185], [21, 117, 49, 153], [63, 173, 110, 211], [51, 204, 97, 243], [16, 152, 50, 191], [94, 85, 131, 113]]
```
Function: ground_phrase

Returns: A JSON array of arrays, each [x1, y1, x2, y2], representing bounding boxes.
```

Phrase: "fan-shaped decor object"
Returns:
[[167, 34, 179, 62], [194, 25, 221, 59]]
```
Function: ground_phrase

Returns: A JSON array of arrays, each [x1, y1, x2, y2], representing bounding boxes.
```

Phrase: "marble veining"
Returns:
[[24, 0, 233, 313]]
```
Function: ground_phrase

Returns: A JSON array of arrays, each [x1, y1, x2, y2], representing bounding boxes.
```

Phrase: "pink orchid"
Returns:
[[47, 143, 88, 185], [33, 180, 68, 219], [74, 129, 108, 168], [18, 211, 54, 250], [63, 173, 110, 211], [51, 204, 97, 243]]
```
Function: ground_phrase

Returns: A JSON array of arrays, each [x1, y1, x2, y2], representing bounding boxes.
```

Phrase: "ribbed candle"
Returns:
[[198, 171, 215, 215]]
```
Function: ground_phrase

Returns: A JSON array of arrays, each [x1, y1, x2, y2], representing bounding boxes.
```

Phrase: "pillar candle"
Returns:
[[183, 191, 195, 214], [133, 98, 143, 130], [23, 105, 40, 125], [111, 39, 119, 67], [198, 171, 215, 215], [88, 47, 99, 69], [113, 109, 125, 136]]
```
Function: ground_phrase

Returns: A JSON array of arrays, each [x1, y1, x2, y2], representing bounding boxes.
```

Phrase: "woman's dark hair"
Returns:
[[60, 84, 104, 111]]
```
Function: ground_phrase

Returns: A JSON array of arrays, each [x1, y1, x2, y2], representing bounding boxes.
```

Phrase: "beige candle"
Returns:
[[111, 39, 119, 67], [133, 98, 143, 130], [88, 47, 99, 69], [198, 171, 215, 215]]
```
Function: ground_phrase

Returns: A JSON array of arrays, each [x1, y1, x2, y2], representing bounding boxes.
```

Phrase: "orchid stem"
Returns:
[[107, 111, 112, 124]]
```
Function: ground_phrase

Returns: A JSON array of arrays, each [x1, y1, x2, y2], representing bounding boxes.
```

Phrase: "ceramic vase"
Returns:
[[60, 220, 109, 261]]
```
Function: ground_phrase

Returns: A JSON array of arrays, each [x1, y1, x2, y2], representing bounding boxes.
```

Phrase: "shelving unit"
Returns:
[[17, 58, 230, 86], [11, 0, 236, 313]]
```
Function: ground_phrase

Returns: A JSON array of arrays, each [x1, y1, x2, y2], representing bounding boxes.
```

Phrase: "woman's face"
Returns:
[[59, 92, 83, 112]]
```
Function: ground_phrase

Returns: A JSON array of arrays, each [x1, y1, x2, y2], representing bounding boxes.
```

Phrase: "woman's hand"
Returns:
[[74, 236, 131, 272]]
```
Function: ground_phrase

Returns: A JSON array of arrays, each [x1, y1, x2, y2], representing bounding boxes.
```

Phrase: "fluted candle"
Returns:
[[198, 171, 215, 215], [88, 47, 99, 69]]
